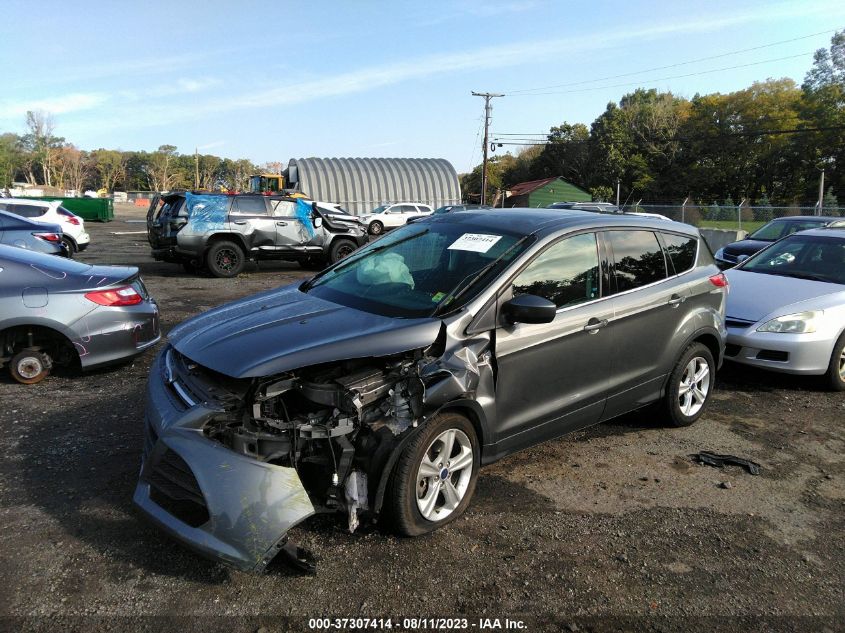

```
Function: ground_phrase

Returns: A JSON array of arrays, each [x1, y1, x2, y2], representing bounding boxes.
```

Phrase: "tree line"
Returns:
[[462, 30, 844, 210], [0, 114, 262, 193]]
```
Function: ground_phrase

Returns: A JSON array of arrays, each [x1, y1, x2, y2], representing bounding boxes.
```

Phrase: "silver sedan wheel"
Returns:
[[415, 428, 474, 522], [678, 356, 711, 417]]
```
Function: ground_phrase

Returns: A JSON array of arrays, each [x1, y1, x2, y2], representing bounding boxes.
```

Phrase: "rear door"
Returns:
[[600, 229, 691, 419], [229, 196, 275, 251], [494, 231, 614, 449]]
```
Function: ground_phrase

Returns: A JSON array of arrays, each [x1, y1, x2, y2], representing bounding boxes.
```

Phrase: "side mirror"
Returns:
[[736, 254, 749, 264], [313, 216, 323, 229], [502, 294, 557, 325]]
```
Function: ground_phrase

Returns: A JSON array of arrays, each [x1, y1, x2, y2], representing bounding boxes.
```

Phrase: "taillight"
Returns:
[[85, 286, 143, 306], [709, 273, 729, 288], [64, 216, 80, 226], [33, 232, 62, 242]]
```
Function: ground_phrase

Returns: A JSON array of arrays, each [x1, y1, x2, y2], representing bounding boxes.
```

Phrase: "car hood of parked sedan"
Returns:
[[722, 239, 772, 258], [724, 268, 843, 322], [168, 284, 443, 378]]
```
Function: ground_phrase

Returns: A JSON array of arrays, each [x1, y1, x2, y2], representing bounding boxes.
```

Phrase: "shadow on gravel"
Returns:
[[14, 378, 232, 584], [717, 361, 826, 393]]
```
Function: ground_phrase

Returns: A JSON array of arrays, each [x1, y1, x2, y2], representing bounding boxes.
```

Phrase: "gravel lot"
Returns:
[[1, 205, 843, 632]]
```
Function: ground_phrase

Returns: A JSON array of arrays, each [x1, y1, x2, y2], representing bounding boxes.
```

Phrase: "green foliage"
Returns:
[[822, 187, 840, 215], [754, 194, 773, 222], [590, 185, 613, 202]]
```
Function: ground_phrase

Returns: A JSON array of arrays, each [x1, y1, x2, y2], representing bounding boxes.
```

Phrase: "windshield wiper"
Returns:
[[302, 229, 430, 291], [433, 234, 533, 316]]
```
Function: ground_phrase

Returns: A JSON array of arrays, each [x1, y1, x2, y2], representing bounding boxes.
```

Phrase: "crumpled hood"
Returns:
[[724, 269, 842, 322], [168, 284, 442, 378]]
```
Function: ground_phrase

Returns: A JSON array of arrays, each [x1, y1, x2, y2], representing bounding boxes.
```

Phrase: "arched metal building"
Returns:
[[285, 158, 461, 215]]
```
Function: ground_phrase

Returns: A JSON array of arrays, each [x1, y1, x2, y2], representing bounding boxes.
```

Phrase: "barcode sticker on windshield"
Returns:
[[448, 233, 502, 253]]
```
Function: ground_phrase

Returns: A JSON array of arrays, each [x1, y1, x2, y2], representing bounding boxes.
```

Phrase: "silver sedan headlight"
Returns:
[[756, 310, 823, 334], [714, 247, 724, 259]]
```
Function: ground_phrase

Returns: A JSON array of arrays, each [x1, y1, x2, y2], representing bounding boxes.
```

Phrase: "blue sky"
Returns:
[[2, 0, 843, 173]]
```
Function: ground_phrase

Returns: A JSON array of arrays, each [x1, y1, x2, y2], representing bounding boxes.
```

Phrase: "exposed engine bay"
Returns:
[[200, 353, 429, 532]]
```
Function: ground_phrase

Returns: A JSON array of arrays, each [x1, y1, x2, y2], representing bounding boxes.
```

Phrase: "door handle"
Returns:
[[668, 294, 686, 307], [275, 221, 288, 226], [233, 220, 247, 225], [583, 318, 608, 333]]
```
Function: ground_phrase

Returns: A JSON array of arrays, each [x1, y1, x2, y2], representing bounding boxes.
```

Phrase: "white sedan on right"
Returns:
[[359, 203, 434, 235], [723, 227, 845, 390]]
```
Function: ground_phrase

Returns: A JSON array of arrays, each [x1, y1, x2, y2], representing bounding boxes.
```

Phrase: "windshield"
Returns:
[[370, 205, 388, 214], [304, 222, 533, 317], [739, 234, 845, 284], [749, 219, 825, 242]]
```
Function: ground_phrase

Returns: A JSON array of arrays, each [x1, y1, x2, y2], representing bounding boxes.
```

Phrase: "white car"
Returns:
[[0, 198, 90, 253], [359, 203, 434, 235]]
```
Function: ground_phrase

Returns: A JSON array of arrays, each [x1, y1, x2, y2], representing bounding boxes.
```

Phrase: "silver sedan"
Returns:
[[0, 244, 160, 383], [723, 227, 845, 390]]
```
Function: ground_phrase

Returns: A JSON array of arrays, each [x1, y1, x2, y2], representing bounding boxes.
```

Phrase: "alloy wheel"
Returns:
[[678, 356, 711, 417], [215, 248, 238, 273], [839, 348, 845, 380], [415, 428, 474, 521]]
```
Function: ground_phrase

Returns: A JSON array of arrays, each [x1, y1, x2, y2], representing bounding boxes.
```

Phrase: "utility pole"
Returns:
[[616, 179, 621, 207], [817, 168, 825, 216], [194, 147, 199, 190], [472, 91, 504, 205], [737, 198, 746, 233]]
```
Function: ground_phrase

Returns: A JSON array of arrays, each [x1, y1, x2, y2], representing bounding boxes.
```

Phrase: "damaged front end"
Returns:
[[134, 324, 492, 572]]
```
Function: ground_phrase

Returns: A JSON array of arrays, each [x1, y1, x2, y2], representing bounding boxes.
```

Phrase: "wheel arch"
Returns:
[[0, 321, 80, 366], [203, 232, 248, 255]]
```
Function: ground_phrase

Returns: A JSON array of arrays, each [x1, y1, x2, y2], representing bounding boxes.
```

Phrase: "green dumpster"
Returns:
[[29, 197, 114, 222]]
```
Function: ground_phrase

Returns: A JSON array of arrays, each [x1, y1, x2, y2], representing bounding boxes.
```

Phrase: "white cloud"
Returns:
[[0, 92, 109, 120]]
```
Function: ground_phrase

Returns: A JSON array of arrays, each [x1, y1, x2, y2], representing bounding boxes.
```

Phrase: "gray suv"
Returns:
[[147, 192, 368, 277], [135, 209, 727, 572]]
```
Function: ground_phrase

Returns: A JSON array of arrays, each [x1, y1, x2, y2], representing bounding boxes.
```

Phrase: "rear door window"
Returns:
[[231, 197, 269, 216], [11, 204, 46, 218], [661, 233, 698, 275], [606, 230, 667, 293], [512, 232, 601, 308]]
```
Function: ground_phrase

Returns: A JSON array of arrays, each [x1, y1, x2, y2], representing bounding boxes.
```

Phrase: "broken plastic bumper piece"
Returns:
[[133, 354, 315, 572]]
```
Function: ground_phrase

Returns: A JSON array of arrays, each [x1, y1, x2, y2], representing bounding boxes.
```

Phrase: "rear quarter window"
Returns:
[[661, 233, 698, 274]]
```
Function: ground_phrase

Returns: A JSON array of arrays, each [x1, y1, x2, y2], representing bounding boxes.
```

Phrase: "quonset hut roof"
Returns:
[[286, 157, 461, 215]]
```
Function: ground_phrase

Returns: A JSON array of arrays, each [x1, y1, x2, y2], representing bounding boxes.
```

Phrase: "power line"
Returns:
[[505, 28, 839, 94], [489, 125, 845, 147], [506, 51, 815, 96]]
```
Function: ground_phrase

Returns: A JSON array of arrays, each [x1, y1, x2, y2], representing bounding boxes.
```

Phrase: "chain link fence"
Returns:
[[618, 203, 844, 231]]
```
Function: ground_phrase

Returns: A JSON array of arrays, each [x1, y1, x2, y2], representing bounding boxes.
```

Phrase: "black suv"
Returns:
[[147, 192, 369, 277]]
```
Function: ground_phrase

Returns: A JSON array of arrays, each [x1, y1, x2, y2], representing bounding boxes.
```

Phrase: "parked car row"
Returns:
[[0, 198, 90, 254]]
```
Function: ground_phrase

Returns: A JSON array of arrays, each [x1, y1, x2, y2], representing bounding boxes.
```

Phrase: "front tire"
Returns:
[[368, 220, 384, 235], [827, 332, 845, 391], [662, 342, 714, 427], [206, 240, 245, 278], [388, 412, 479, 536], [10, 350, 50, 384], [329, 238, 357, 263]]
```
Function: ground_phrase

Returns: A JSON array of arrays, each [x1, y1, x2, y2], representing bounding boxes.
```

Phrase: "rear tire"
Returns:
[[329, 238, 357, 263], [368, 221, 384, 235], [10, 350, 50, 384], [662, 342, 714, 427], [388, 412, 479, 537], [827, 332, 845, 392], [206, 240, 245, 278], [61, 236, 76, 255]]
